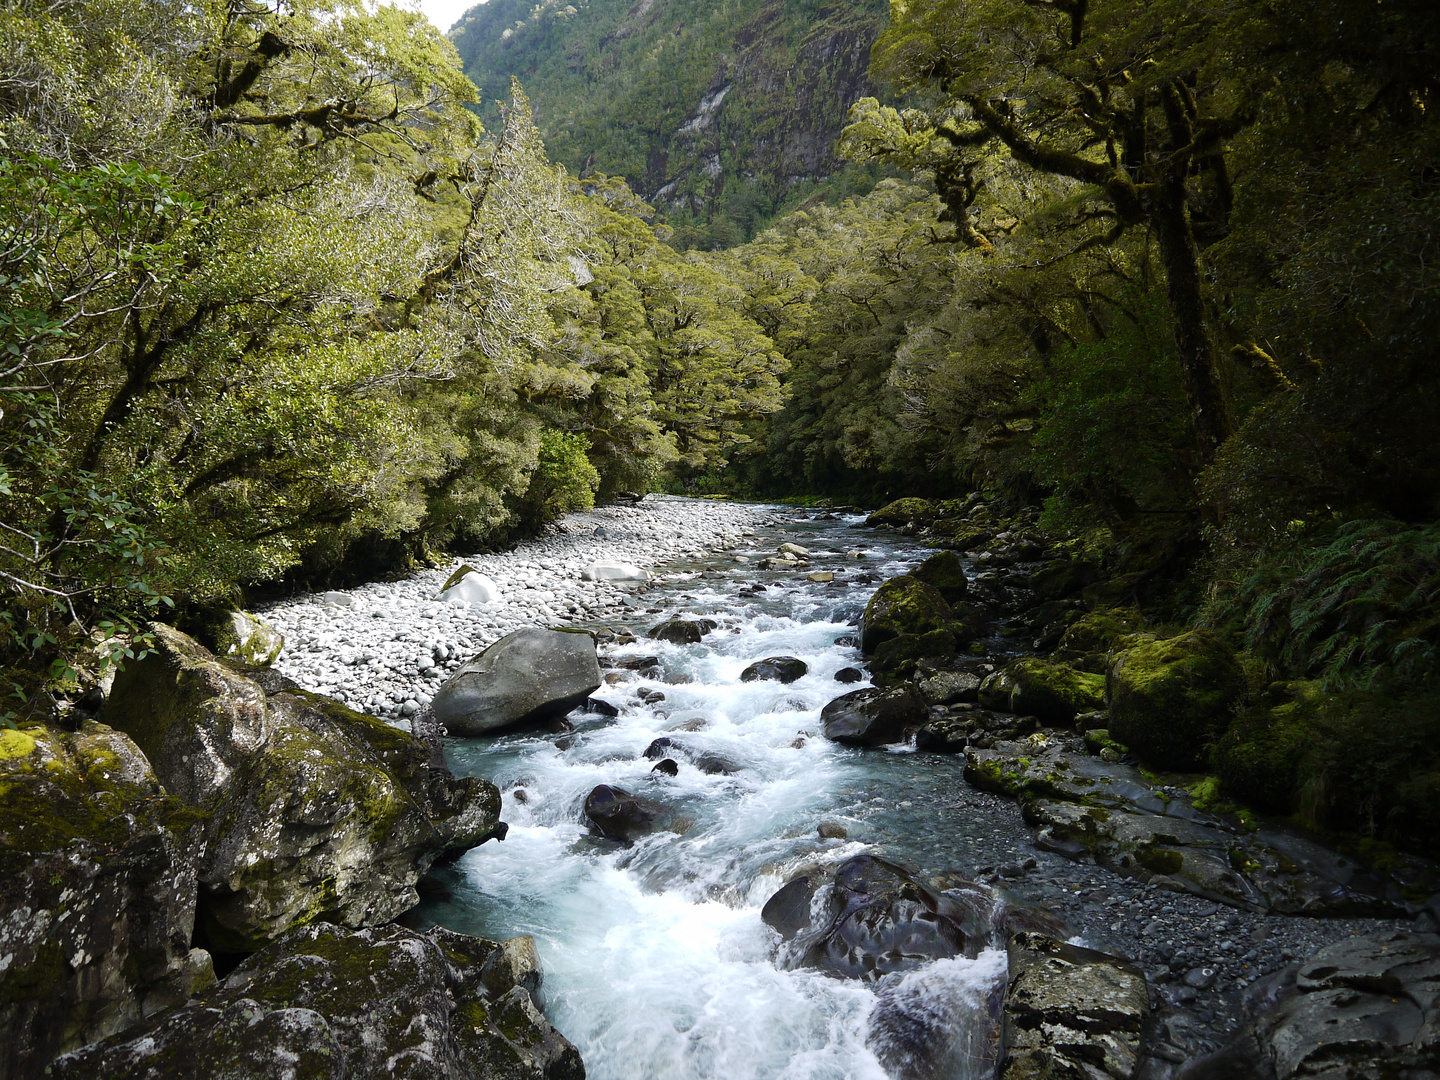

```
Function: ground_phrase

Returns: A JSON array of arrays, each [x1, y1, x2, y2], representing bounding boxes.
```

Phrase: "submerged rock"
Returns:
[[821, 685, 927, 747], [49, 922, 585, 1080], [740, 656, 808, 683], [1001, 932, 1148, 1080], [583, 784, 673, 842], [433, 628, 602, 736], [0, 722, 212, 1079]]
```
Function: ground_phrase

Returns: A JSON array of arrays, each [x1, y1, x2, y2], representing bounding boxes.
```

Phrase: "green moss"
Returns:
[[442, 564, 481, 591], [1055, 607, 1144, 671], [1136, 847, 1184, 875], [860, 575, 955, 654], [866, 498, 935, 527], [0, 729, 37, 760], [910, 550, 968, 603], [1108, 630, 1245, 771], [871, 629, 957, 682], [989, 657, 1106, 726]]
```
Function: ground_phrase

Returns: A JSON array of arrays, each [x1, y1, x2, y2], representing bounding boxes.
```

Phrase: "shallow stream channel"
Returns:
[[266, 499, 1416, 1080]]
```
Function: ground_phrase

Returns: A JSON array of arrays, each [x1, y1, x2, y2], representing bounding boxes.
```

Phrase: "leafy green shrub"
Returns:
[[515, 430, 601, 530]]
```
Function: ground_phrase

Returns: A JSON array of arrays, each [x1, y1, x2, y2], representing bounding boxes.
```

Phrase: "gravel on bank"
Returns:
[[260, 497, 771, 723]]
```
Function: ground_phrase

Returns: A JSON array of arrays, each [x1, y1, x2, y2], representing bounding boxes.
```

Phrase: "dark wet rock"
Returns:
[[915, 668, 982, 706], [583, 784, 673, 842], [1001, 932, 1148, 1080], [643, 737, 686, 760], [770, 855, 982, 980], [49, 922, 584, 1080], [1029, 558, 1099, 604], [1108, 630, 1245, 771], [762, 876, 818, 941], [822, 685, 927, 747], [583, 697, 619, 717], [636, 687, 666, 704], [868, 946, 1005, 1080], [835, 667, 864, 684], [1179, 931, 1440, 1080], [0, 722, 213, 1080], [910, 549, 969, 603], [834, 635, 860, 648], [818, 821, 849, 840], [915, 717, 972, 754], [648, 618, 714, 644], [652, 758, 679, 776], [918, 710, 1035, 753], [965, 740, 1416, 916], [977, 658, 1105, 727], [434, 628, 602, 736], [694, 752, 741, 776], [859, 576, 956, 655], [741, 657, 809, 684], [613, 654, 661, 671]]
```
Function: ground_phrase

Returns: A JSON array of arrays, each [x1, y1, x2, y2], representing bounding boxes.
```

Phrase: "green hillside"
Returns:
[[449, 0, 890, 246]]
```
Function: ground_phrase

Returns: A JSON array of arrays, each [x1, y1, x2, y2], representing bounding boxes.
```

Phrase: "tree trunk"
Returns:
[[1150, 184, 1233, 465]]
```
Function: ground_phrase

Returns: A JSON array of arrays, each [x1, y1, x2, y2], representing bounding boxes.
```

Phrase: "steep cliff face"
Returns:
[[450, 0, 888, 246]]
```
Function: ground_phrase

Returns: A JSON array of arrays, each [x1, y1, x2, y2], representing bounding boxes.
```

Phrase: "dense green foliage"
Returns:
[[449, 0, 891, 247]]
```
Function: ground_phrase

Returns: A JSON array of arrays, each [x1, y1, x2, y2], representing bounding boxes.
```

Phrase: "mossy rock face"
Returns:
[[1108, 630, 1245, 771], [1081, 574, 1146, 611], [870, 630, 958, 684], [1030, 559, 1098, 603], [978, 658, 1106, 726], [860, 575, 955, 654], [866, 498, 936, 527], [1054, 608, 1145, 672], [0, 721, 212, 1077], [49, 922, 585, 1080], [1212, 682, 1319, 815], [910, 550, 969, 603], [203, 610, 284, 670]]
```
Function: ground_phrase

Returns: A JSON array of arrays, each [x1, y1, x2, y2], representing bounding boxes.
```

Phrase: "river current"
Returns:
[[412, 509, 1021, 1080]]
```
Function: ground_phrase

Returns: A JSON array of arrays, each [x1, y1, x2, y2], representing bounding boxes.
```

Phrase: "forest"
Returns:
[[2, 0, 1438, 845]]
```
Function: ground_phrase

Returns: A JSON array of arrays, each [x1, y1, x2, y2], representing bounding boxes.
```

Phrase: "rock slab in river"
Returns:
[[1001, 932, 1148, 1080], [584, 784, 673, 842], [741, 656, 809, 684], [434, 628, 602, 735], [49, 922, 586, 1080]]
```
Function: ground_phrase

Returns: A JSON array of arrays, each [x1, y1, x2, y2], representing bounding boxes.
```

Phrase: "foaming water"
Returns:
[[415, 511, 1012, 1079]]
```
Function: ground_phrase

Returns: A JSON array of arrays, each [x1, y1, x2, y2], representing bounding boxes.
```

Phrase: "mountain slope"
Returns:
[[450, 0, 889, 246]]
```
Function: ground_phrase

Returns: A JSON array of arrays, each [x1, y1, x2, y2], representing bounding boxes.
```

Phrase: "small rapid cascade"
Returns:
[[409, 511, 1020, 1080]]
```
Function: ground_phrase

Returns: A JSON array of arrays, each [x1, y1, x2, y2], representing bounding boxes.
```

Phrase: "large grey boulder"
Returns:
[[1001, 932, 1149, 1080], [49, 922, 586, 1080], [821, 684, 927, 746], [1180, 931, 1440, 1080], [103, 625, 502, 953], [0, 722, 214, 1080], [433, 628, 602, 736]]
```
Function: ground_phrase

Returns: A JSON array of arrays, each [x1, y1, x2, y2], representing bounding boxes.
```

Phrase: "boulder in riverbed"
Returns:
[[648, 618, 715, 644], [978, 657, 1105, 727], [866, 498, 936, 527], [581, 561, 647, 582], [859, 575, 955, 654], [437, 568, 501, 605], [741, 656, 808, 683], [821, 684, 927, 746], [198, 609, 284, 670], [766, 855, 982, 980], [583, 784, 674, 842], [433, 628, 602, 736], [910, 549, 969, 603], [49, 922, 585, 1080]]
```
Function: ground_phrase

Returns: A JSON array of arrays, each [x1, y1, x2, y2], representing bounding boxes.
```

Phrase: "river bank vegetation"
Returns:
[[2, 0, 1438, 852]]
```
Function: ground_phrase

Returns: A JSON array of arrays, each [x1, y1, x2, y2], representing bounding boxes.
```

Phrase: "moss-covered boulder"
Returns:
[[910, 550, 969, 603], [1108, 630, 1245, 771], [870, 629, 957, 684], [1, 722, 213, 1079], [977, 658, 1106, 726], [866, 498, 935, 527], [860, 575, 955, 654], [105, 625, 502, 953], [1212, 682, 1318, 815], [1054, 608, 1145, 672], [50, 922, 584, 1080], [1029, 558, 1099, 603], [200, 610, 284, 670]]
